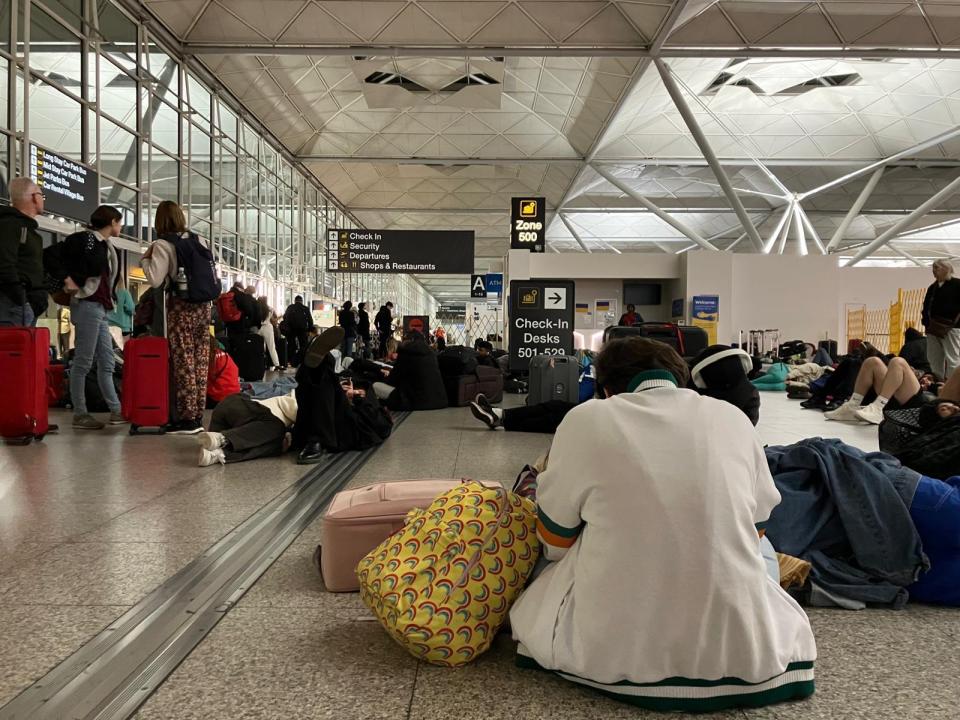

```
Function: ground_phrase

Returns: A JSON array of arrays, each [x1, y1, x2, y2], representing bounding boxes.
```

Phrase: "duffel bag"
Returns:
[[436, 345, 478, 377], [879, 408, 960, 479], [357, 480, 539, 667]]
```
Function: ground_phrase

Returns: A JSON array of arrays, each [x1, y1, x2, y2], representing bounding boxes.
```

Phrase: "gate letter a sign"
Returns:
[[471, 274, 487, 298]]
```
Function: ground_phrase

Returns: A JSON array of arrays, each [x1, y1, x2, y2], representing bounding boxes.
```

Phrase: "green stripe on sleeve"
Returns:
[[537, 507, 583, 539]]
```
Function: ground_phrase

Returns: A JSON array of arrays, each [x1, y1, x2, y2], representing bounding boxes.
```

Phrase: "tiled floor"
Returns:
[[2, 392, 956, 718]]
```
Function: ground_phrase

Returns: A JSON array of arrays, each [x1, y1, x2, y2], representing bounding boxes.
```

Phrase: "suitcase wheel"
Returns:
[[4, 435, 33, 446], [129, 424, 139, 436], [34, 433, 46, 442]]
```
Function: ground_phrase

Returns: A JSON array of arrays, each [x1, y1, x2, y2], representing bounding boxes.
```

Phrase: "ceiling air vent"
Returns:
[[363, 71, 429, 93]]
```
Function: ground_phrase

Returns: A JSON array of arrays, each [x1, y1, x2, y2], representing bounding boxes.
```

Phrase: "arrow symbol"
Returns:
[[549, 293, 562, 304]]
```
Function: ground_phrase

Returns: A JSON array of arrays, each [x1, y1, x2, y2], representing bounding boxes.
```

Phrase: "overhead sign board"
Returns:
[[508, 279, 575, 371], [486, 273, 503, 295], [510, 197, 545, 253], [326, 229, 474, 274], [471, 274, 488, 298], [28, 143, 98, 223]]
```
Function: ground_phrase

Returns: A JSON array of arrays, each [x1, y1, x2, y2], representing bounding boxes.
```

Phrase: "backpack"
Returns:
[[216, 292, 242, 323], [166, 232, 219, 303], [436, 345, 478, 377]]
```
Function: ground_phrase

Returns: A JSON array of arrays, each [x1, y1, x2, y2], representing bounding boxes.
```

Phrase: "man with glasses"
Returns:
[[0, 177, 47, 326]]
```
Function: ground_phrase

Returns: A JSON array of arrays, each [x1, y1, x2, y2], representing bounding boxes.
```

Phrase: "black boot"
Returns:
[[297, 441, 325, 465]]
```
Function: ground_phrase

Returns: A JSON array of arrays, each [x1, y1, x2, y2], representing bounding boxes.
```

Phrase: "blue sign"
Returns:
[[485, 273, 503, 294], [692, 295, 719, 320]]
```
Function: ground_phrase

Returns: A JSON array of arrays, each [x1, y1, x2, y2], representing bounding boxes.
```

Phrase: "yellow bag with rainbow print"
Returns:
[[356, 480, 539, 667]]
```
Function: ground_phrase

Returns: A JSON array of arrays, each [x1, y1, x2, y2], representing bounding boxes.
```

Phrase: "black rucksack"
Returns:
[[437, 346, 478, 377], [165, 232, 220, 303]]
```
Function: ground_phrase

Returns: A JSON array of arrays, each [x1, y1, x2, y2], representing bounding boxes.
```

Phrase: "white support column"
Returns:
[[803, 126, 960, 201], [558, 213, 592, 254], [777, 205, 794, 254], [827, 167, 884, 251], [797, 205, 827, 255], [726, 232, 747, 251], [791, 204, 808, 256], [593, 166, 719, 251], [889, 244, 924, 267], [763, 203, 793, 254], [847, 172, 960, 266], [654, 58, 766, 253]]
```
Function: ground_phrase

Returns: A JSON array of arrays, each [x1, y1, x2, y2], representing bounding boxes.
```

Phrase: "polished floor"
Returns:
[[0, 392, 956, 719]]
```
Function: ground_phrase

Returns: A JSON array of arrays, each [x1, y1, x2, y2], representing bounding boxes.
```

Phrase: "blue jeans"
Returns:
[[70, 299, 120, 416], [0, 292, 36, 327]]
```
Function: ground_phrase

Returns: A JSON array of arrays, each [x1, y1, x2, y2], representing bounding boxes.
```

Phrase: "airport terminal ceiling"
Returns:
[[131, 2, 960, 295]]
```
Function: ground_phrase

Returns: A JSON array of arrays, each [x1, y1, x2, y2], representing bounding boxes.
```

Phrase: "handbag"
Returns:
[[927, 314, 959, 339]]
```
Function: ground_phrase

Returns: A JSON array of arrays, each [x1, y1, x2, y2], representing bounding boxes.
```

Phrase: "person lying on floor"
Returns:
[[470, 394, 575, 433], [196, 390, 297, 467], [825, 355, 937, 425], [509, 336, 816, 713], [293, 326, 394, 465], [347, 339, 398, 384], [370, 331, 447, 411]]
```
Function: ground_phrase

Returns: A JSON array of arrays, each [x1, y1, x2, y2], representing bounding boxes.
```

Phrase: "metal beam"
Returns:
[[802, 125, 960, 200], [791, 203, 808, 256], [888, 244, 925, 267], [348, 205, 960, 216], [593, 157, 960, 168], [763, 203, 793, 254], [298, 155, 584, 164], [655, 58, 766, 252], [558, 214, 593, 254], [181, 43, 960, 61], [847, 172, 960, 266], [797, 205, 827, 255], [592, 166, 719, 251], [827, 167, 884, 250]]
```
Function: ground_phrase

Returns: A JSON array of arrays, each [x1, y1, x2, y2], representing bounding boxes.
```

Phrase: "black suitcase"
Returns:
[[229, 333, 266, 382], [639, 322, 684, 353], [437, 345, 478, 377], [819, 339, 838, 361], [678, 325, 708, 358]]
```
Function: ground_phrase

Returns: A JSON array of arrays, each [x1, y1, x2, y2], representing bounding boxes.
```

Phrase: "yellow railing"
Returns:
[[848, 287, 926, 355]]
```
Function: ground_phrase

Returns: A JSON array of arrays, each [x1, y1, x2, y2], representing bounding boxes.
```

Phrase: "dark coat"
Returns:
[[283, 302, 313, 332], [374, 306, 392, 333], [293, 356, 392, 452], [61, 230, 115, 292], [358, 309, 371, 338], [385, 338, 447, 411], [922, 278, 960, 328], [899, 336, 931, 374], [689, 347, 760, 426], [339, 308, 358, 334], [0, 205, 44, 309], [231, 288, 262, 328]]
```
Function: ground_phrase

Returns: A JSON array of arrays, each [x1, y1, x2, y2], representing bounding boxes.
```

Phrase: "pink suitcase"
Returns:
[[316, 479, 497, 592]]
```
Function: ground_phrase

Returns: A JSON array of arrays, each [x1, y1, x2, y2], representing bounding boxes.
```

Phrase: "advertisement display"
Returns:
[[692, 295, 719, 345], [402, 315, 430, 337], [508, 279, 575, 371], [326, 229, 474, 274], [510, 197, 546, 253], [28, 144, 98, 223]]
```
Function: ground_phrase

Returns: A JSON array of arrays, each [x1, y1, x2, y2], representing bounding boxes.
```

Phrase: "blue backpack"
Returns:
[[164, 232, 220, 303]]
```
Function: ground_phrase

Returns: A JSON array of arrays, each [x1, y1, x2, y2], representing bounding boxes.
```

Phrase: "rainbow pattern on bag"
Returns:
[[356, 481, 539, 667]]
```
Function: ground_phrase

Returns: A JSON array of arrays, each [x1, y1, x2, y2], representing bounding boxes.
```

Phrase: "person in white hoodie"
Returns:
[[510, 336, 816, 713], [196, 390, 297, 466]]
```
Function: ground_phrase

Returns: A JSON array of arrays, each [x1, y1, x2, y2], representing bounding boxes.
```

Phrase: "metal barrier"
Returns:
[[848, 287, 926, 355]]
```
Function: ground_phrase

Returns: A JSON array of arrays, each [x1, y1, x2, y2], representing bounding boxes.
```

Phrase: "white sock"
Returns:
[[849, 393, 864, 406], [875, 395, 890, 408], [492, 408, 504, 420]]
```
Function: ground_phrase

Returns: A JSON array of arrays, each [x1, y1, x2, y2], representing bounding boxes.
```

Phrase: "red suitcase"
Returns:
[[46, 363, 67, 407], [0, 327, 50, 444], [122, 336, 169, 434]]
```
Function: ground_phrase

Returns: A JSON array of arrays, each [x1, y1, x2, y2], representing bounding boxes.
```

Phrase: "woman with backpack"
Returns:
[[141, 201, 217, 434]]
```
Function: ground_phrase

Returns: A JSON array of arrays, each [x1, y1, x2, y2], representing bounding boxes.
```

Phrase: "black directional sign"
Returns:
[[326, 228, 474, 274], [471, 274, 487, 298], [508, 279, 575, 371], [510, 197, 546, 253], [28, 144, 99, 223]]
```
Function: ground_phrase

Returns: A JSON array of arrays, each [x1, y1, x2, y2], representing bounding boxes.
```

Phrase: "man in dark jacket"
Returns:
[[283, 295, 314, 366], [922, 259, 960, 380], [225, 282, 261, 338], [357, 302, 372, 358], [372, 331, 447, 411], [374, 302, 393, 358], [0, 177, 46, 326], [339, 300, 358, 359], [293, 326, 392, 464]]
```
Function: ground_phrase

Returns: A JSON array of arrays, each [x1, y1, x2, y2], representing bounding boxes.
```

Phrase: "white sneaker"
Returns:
[[198, 447, 226, 467], [197, 431, 227, 450], [854, 402, 885, 425], [824, 402, 862, 423]]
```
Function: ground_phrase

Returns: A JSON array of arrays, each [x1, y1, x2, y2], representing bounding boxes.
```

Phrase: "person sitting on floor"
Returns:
[[688, 345, 760, 425], [293, 326, 395, 464], [825, 355, 933, 425], [509, 337, 816, 712], [474, 340, 499, 368], [899, 327, 931, 375], [196, 390, 297, 467], [470, 393, 574, 434], [371, 331, 447, 411], [206, 336, 241, 408]]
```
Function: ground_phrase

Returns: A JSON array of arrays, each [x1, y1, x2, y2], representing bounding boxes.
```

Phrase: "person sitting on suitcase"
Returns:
[[617, 304, 643, 327], [509, 337, 816, 712], [688, 345, 761, 426], [370, 331, 447, 411], [475, 340, 499, 368], [293, 327, 394, 464]]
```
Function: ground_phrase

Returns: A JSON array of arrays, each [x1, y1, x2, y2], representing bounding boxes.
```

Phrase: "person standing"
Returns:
[[57, 305, 71, 359], [0, 177, 46, 326], [283, 295, 313, 366], [618, 303, 643, 327], [257, 295, 281, 371], [107, 278, 135, 347], [357, 301, 371, 358], [141, 201, 216, 434], [374, 301, 394, 358], [61, 205, 126, 430], [922, 259, 960, 380], [339, 300, 358, 359]]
